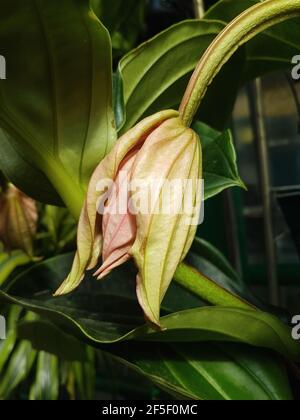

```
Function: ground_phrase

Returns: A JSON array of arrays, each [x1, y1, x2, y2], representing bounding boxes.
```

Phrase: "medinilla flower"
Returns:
[[55, 110, 202, 326], [0, 184, 38, 256]]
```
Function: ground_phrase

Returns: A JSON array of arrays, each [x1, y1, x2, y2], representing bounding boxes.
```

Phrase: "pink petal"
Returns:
[[94, 152, 137, 279]]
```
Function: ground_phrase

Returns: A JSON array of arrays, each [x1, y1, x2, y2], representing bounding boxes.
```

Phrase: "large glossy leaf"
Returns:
[[134, 308, 300, 361], [0, 0, 116, 205], [0, 254, 203, 344], [0, 254, 299, 361], [16, 317, 294, 400], [18, 319, 88, 362], [205, 0, 300, 82], [110, 342, 293, 400], [194, 122, 245, 200]]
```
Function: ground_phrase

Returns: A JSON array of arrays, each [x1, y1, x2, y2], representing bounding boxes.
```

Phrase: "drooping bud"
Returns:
[[130, 117, 202, 325], [55, 110, 202, 327], [0, 185, 38, 256]]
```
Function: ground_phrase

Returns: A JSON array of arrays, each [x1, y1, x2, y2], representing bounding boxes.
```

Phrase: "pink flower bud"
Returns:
[[0, 185, 37, 256], [55, 110, 202, 327]]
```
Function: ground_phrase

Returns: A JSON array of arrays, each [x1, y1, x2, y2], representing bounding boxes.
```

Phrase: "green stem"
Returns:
[[174, 263, 255, 311], [180, 0, 300, 126], [45, 162, 84, 220]]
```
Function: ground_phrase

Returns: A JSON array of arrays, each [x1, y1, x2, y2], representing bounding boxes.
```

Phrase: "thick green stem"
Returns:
[[180, 0, 300, 126], [174, 263, 255, 311], [46, 163, 84, 220]]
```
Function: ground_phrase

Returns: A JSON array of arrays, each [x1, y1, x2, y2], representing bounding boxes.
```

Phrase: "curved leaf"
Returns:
[[135, 307, 300, 361], [111, 342, 293, 400], [117, 19, 227, 132], [0, 254, 298, 362], [0, 247, 31, 287], [0, 0, 116, 205]]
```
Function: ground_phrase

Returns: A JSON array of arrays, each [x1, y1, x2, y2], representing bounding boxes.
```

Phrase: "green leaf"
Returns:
[[92, 0, 146, 58], [0, 317, 37, 399], [73, 347, 96, 400], [18, 319, 88, 362], [134, 307, 300, 361], [117, 19, 227, 132], [0, 247, 31, 288], [0, 0, 116, 208], [0, 254, 299, 362], [194, 122, 245, 200], [110, 342, 293, 400], [205, 0, 300, 82], [29, 352, 59, 401], [117, 2, 300, 132], [0, 131, 63, 205], [2, 254, 202, 344]]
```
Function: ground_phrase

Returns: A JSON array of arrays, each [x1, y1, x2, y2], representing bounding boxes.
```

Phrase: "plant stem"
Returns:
[[193, 0, 205, 19], [174, 263, 256, 311], [44, 160, 85, 220], [180, 0, 300, 126]]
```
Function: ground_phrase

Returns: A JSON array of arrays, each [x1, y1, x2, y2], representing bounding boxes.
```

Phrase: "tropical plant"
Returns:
[[0, 0, 300, 400]]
